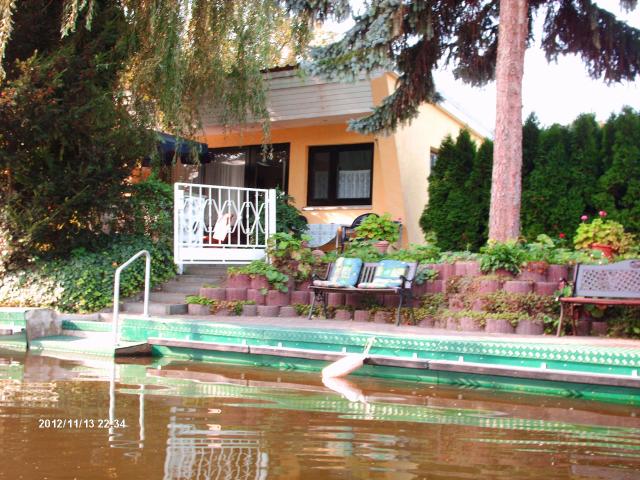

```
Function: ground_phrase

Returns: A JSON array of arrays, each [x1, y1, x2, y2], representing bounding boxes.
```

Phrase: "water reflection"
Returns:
[[0, 350, 639, 480], [164, 406, 268, 480]]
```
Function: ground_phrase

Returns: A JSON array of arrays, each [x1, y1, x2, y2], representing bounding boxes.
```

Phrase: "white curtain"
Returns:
[[338, 170, 370, 199], [204, 157, 245, 187]]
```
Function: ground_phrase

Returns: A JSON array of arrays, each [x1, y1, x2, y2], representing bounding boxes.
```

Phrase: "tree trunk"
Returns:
[[488, 0, 528, 242]]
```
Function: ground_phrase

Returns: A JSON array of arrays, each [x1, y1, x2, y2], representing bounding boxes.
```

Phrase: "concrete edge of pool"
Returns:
[[2, 309, 640, 405]]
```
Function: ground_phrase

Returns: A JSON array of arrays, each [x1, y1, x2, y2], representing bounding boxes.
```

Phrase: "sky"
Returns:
[[325, 1, 640, 136]]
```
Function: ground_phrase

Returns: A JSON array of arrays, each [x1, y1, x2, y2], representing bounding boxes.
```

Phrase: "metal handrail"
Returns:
[[112, 250, 151, 346]]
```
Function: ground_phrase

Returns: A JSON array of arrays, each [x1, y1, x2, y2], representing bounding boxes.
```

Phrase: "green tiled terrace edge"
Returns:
[[61, 320, 112, 333], [121, 316, 640, 376]]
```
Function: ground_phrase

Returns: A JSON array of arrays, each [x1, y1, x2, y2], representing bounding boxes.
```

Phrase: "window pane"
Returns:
[[337, 149, 371, 199], [311, 152, 330, 200], [206, 150, 246, 187]]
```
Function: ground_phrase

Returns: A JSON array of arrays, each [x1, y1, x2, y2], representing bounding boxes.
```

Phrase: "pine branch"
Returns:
[[542, 0, 640, 83]]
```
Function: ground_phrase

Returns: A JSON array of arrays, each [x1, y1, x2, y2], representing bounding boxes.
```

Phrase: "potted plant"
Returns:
[[353, 213, 400, 254], [574, 212, 635, 259], [523, 234, 555, 279], [479, 241, 526, 276]]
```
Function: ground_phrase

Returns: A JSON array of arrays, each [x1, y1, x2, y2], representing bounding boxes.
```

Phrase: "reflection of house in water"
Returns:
[[164, 406, 268, 480]]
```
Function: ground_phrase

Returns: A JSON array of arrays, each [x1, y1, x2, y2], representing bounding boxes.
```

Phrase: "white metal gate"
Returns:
[[173, 183, 276, 266]]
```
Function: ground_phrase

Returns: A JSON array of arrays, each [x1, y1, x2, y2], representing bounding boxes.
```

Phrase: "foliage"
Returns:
[[0, 2, 152, 265], [386, 243, 441, 263], [483, 292, 559, 318], [479, 241, 526, 275], [275, 188, 308, 238], [420, 108, 640, 250], [420, 131, 478, 250], [573, 216, 636, 253], [233, 260, 290, 293], [594, 108, 640, 233], [354, 213, 399, 243], [341, 239, 383, 263], [185, 295, 214, 306], [121, 174, 174, 242], [266, 232, 316, 282], [301, 1, 640, 135], [413, 267, 438, 286], [0, 235, 175, 313], [1, 1, 320, 136]]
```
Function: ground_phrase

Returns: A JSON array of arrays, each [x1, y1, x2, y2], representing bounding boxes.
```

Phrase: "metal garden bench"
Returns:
[[557, 259, 640, 335], [309, 261, 418, 326]]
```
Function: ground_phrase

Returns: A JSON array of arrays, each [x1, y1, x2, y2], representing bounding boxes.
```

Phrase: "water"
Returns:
[[1, 352, 639, 480]]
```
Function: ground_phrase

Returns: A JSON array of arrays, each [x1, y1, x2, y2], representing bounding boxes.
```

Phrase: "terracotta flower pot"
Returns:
[[515, 319, 544, 335], [459, 316, 483, 332], [485, 318, 515, 334], [354, 310, 370, 322], [373, 240, 390, 254], [591, 243, 615, 259], [250, 275, 270, 290], [228, 273, 251, 288], [188, 304, 211, 315]]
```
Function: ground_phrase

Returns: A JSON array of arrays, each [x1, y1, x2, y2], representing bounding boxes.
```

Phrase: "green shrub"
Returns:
[[386, 243, 441, 263], [232, 260, 289, 292], [0, 235, 175, 313], [479, 241, 526, 274], [354, 213, 400, 243], [122, 174, 173, 242], [275, 189, 308, 238]]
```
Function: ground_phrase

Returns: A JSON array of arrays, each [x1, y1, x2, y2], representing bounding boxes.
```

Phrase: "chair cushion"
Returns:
[[358, 260, 408, 289], [313, 257, 363, 288]]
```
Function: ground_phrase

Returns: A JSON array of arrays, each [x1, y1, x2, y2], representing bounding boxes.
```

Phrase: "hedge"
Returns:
[[0, 235, 175, 313]]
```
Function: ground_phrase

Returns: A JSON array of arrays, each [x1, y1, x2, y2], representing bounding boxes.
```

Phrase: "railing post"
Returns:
[[267, 188, 277, 239], [173, 183, 183, 274], [112, 250, 151, 347]]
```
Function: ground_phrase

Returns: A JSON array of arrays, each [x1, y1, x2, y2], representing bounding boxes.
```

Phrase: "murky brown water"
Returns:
[[0, 351, 639, 480]]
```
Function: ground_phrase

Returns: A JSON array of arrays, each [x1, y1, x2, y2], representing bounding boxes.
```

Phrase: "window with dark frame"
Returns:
[[307, 143, 374, 206], [429, 148, 439, 171]]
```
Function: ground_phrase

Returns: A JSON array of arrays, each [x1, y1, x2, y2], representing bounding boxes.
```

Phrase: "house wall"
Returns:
[[197, 71, 486, 247], [370, 73, 486, 245], [202, 124, 398, 230]]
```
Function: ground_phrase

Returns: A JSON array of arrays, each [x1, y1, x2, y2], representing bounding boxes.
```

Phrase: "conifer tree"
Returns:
[[595, 107, 640, 233], [522, 124, 585, 239], [568, 113, 603, 215], [464, 139, 494, 249], [420, 130, 477, 250]]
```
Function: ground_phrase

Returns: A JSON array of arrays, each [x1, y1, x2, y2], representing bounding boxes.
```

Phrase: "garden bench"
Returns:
[[557, 259, 640, 336], [309, 260, 418, 326]]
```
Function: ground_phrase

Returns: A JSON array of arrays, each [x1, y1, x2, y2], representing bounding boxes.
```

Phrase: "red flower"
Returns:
[[580, 215, 588, 221], [559, 233, 566, 239], [599, 210, 607, 218]]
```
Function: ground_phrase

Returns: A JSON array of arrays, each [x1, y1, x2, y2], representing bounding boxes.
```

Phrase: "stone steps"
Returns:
[[149, 292, 189, 303], [122, 302, 187, 316]]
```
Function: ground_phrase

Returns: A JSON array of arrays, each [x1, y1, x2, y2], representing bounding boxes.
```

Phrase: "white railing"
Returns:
[[112, 250, 151, 346], [174, 183, 276, 267]]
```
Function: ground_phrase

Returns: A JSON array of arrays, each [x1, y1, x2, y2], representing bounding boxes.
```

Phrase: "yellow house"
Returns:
[[172, 67, 486, 246]]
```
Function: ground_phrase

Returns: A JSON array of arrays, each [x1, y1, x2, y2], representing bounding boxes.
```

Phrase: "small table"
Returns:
[[306, 223, 340, 248]]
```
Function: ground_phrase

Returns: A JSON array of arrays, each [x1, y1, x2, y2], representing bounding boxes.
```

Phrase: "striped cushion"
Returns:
[[313, 257, 363, 288], [358, 260, 408, 289]]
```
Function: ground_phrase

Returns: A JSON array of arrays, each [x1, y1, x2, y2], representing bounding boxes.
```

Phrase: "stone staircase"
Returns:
[[121, 265, 229, 316]]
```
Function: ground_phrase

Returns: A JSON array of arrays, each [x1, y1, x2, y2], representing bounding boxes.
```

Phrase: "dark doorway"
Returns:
[[203, 143, 289, 192]]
